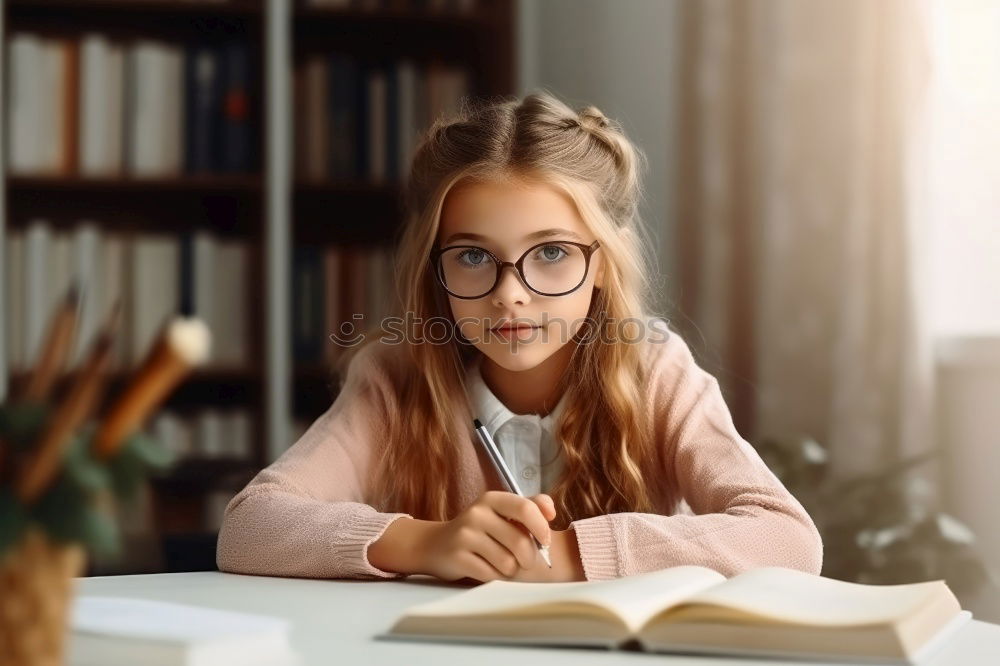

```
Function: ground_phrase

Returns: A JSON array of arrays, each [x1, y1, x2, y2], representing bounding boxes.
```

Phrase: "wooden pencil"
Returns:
[[21, 282, 82, 404]]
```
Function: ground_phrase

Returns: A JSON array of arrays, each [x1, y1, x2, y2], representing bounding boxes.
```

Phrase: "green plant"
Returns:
[[0, 401, 175, 561], [755, 434, 999, 598]]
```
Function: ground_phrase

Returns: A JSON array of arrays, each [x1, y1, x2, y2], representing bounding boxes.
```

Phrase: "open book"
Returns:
[[381, 566, 971, 665]]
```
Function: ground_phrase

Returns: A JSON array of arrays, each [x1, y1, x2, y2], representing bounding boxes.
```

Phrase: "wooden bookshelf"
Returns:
[[1, 0, 517, 574], [7, 175, 263, 236], [8, 0, 262, 34]]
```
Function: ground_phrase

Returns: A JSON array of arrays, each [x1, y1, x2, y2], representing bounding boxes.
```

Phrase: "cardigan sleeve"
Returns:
[[569, 327, 824, 581], [215, 342, 413, 580]]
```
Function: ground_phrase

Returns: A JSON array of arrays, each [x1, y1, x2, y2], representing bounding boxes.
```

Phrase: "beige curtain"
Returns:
[[672, 0, 933, 485]]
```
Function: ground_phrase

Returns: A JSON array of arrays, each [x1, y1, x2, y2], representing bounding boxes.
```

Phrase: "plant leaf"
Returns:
[[106, 433, 176, 502], [105, 442, 146, 502], [63, 432, 112, 493], [30, 474, 89, 544], [29, 474, 122, 557], [80, 506, 120, 559], [0, 402, 49, 451], [0, 488, 29, 556]]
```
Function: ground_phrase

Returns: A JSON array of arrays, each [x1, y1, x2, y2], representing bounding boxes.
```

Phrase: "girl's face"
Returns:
[[435, 178, 605, 372]]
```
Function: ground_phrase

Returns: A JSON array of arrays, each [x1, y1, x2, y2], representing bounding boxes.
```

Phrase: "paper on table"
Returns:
[[72, 596, 291, 643]]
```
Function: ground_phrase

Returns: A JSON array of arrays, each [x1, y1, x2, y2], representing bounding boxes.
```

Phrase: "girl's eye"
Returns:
[[457, 248, 489, 267], [533, 244, 568, 262]]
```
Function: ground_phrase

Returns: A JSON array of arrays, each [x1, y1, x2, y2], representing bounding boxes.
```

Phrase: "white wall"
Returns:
[[516, 0, 680, 314], [935, 338, 1000, 623], [924, 0, 1000, 337]]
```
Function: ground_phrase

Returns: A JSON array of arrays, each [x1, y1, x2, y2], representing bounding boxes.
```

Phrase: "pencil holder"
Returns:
[[0, 402, 176, 666], [0, 526, 85, 666]]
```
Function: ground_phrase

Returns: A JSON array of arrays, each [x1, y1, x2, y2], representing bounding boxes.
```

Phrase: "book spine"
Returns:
[[7, 34, 43, 174], [185, 43, 222, 174], [328, 54, 349, 179], [385, 62, 400, 183], [221, 41, 250, 173], [292, 246, 324, 362], [368, 63, 387, 183], [71, 221, 103, 365], [304, 55, 328, 181], [24, 220, 53, 364], [5, 231, 25, 371], [79, 34, 108, 175], [129, 235, 179, 365], [354, 61, 370, 180], [43, 38, 66, 175], [101, 233, 127, 371], [61, 38, 81, 175], [192, 229, 216, 363]]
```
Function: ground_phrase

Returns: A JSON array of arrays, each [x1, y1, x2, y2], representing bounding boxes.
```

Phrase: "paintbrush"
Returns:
[[92, 316, 211, 461], [16, 302, 122, 504]]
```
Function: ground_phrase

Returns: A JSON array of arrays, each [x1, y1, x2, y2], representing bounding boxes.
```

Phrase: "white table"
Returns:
[[77, 571, 1000, 665]]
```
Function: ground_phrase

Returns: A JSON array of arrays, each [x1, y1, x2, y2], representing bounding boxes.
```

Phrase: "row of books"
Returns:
[[5, 219, 399, 373], [151, 408, 255, 462], [292, 244, 397, 365], [294, 55, 468, 183], [6, 32, 254, 178], [5, 220, 251, 372]]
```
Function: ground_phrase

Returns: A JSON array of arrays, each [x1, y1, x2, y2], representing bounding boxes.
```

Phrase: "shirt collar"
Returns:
[[465, 354, 568, 438]]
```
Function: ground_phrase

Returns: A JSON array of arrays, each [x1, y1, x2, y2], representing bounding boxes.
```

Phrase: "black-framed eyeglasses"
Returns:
[[429, 239, 601, 299]]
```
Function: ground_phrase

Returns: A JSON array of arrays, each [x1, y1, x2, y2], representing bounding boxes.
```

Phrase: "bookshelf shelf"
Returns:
[[7, 174, 263, 194], [7, 177, 263, 236], [294, 5, 493, 55], [7, 0, 262, 20], [7, 0, 261, 41]]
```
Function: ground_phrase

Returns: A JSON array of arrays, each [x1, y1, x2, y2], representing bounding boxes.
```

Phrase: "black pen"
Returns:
[[472, 418, 552, 568]]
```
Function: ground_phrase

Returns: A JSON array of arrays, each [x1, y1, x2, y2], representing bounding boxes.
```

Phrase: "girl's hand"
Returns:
[[417, 491, 557, 583]]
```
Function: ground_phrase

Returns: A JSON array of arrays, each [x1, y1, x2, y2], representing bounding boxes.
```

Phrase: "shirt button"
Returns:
[[521, 466, 537, 480]]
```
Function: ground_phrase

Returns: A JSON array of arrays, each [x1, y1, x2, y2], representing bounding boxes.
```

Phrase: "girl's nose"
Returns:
[[490, 264, 532, 306]]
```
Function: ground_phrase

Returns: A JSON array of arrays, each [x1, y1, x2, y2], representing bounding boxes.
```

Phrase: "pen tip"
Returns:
[[473, 418, 483, 429]]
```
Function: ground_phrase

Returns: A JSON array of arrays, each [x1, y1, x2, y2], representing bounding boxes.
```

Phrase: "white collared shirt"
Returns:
[[464, 355, 569, 496]]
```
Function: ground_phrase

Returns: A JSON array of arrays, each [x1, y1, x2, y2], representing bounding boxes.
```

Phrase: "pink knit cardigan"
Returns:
[[216, 324, 823, 581]]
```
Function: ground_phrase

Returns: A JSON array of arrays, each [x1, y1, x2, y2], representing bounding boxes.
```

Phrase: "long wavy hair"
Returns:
[[339, 90, 668, 530]]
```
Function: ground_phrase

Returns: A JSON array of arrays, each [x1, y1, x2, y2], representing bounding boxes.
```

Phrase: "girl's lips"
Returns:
[[490, 325, 542, 341]]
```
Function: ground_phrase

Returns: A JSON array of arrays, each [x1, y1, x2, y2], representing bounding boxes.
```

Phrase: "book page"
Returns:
[[398, 565, 726, 634], [657, 566, 953, 627]]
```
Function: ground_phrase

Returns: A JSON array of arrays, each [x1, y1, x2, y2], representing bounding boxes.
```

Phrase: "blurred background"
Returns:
[[1, 0, 998, 622]]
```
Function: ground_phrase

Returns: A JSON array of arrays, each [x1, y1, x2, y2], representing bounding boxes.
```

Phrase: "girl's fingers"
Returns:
[[484, 513, 539, 569], [461, 550, 505, 583], [531, 493, 557, 520], [484, 492, 551, 548], [471, 532, 521, 578]]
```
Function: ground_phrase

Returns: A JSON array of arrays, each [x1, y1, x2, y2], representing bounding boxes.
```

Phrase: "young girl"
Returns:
[[216, 91, 823, 584]]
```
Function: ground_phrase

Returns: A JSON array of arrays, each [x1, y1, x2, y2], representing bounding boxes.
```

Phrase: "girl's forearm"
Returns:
[[367, 517, 438, 575], [556, 527, 587, 581]]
